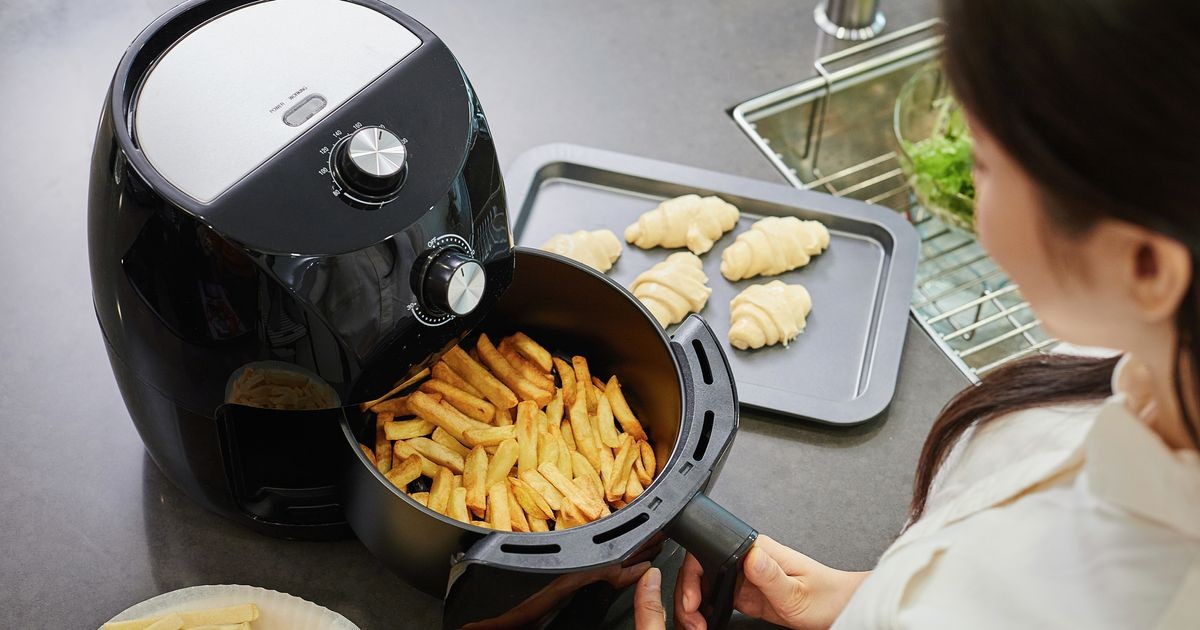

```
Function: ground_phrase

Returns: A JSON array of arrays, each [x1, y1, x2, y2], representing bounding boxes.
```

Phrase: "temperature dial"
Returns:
[[333, 126, 407, 199], [420, 248, 486, 317]]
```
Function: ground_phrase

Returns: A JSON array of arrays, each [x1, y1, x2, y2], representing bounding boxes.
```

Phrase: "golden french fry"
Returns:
[[393, 439, 440, 478], [569, 378, 602, 470], [429, 466, 453, 514], [421, 378, 496, 423], [560, 419, 577, 452], [500, 340, 556, 391], [529, 517, 549, 532], [537, 430, 560, 470], [464, 446, 489, 517], [571, 451, 605, 500], [571, 356, 599, 413], [545, 388, 564, 427], [608, 434, 638, 502], [594, 388, 621, 449], [625, 471, 644, 503], [471, 519, 490, 528], [516, 401, 539, 475], [478, 333, 551, 405], [494, 406, 513, 426], [407, 437, 465, 474], [144, 614, 184, 630], [432, 427, 471, 459], [556, 433, 574, 478], [374, 414, 393, 474], [598, 444, 615, 497], [359, 443, 377, 467], [409, 391, 491, 444], [557, 498, 586, 529], [538, 462, 602, 520], [444, 345, 518, 409], [519, 469, 565, 511], [611, 498, 627, 510], [591, 376, 606, 392], [553, 357, 577, 407], [369, 395, 415, 416], [410, 491, 430, 507], [639, 440, 658, 477], [384, 418, 436, 441], [463, 424, 517, 447], [606, 376, 648, 441], [510, 477, 554, 520], [449, 487, 470, 523], [486, 438, 520, 490], [103, 605, 260, 630], [536, 408, 550, 436], [509, 332, 554, 372], [432, 360, 483, 398], [359, 368, 432, 411], [634, 455, 652, 486], [487, 481, 512, 531], [384, 454, 422, 489], [507, 485, 531, 532]]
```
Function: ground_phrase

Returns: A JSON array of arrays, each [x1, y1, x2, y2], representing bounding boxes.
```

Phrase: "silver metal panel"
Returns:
[[134, 0, 421, 203]]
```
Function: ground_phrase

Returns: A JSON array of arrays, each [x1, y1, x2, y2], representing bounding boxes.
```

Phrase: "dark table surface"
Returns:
[[0, 1, 967, 628]]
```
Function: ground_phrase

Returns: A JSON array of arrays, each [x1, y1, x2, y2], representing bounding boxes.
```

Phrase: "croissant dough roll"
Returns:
[[629, 252, 712, 328], [541, 229, 622, 272], [720, 216, 830, 281], [728, 281, 812, 350], [624, 194, 740, 255]]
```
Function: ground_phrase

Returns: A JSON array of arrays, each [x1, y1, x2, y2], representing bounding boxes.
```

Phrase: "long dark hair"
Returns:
[[911, 0, 1200, 521]]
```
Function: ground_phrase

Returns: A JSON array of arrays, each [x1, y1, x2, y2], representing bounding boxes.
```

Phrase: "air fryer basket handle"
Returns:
[[671, 494, 758, 628], [669, 316, 757, 629]]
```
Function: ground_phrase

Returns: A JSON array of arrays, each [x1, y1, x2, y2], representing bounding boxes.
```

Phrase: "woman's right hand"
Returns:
[[673, 535, 869, 630]]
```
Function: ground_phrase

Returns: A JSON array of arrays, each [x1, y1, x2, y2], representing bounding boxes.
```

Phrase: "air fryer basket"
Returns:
[[339, 248, 755, 629]]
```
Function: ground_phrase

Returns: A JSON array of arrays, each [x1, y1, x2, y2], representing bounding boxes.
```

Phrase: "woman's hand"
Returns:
[[634, 535, 869, 630]]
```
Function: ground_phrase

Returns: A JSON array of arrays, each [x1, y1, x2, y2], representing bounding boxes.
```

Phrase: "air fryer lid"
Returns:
[[133, 0, 421, 204]]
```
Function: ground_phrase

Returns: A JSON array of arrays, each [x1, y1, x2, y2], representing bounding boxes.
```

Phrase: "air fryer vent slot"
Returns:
[[691, 339, 714, 385], [500, 543, 561, 555], [692, 410, 714, 461], [592, 512, 650, 544]]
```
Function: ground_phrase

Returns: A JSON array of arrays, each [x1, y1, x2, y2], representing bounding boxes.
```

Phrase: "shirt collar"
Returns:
[[1087, 357, 1200, 539]]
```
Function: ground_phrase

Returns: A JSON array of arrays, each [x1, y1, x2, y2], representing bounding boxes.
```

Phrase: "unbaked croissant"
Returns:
[[720, 217, 830, 281], [541, 229, 622, 272], [624, 194, 740, 255], [728, 281, 812, 350], [629, 252, 712, 328]]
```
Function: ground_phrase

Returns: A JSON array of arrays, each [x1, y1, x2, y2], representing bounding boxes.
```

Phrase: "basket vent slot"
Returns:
[[593, 512, 650, 544]]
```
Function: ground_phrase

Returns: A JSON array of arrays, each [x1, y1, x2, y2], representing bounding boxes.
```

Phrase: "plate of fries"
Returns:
[[101, 584, 357, 630], [359, 330, 660, 532]]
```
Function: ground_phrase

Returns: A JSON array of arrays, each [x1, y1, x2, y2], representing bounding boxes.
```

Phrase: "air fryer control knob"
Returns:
[[422, 248, 486, 316], [334, 126, 407, 198]]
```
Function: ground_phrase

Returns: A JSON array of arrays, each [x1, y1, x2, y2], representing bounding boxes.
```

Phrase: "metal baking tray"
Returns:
[[505, 144, 919, 425]]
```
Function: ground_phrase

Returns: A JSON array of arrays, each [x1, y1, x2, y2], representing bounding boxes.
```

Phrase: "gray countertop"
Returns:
[[0, 1, 965, 628]]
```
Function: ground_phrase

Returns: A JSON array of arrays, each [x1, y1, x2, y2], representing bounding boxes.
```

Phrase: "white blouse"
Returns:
[[833, 359, 1200, 629]]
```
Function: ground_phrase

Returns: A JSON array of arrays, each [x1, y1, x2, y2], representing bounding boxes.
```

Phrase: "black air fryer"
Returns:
[[90, 1, 757, 627]]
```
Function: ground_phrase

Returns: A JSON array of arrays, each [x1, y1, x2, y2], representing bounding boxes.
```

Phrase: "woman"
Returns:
[[635, 0, 1200, 627]]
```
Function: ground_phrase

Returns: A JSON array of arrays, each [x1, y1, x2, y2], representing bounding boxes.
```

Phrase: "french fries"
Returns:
[[407, 437, 465, 474], [432, 360, 483, 398], [384, 418, 435, 441], [103, 604, 260, 630], [360, 330, 660, 532], [444, 345, 518, 410], [420, 378, 495, 423]]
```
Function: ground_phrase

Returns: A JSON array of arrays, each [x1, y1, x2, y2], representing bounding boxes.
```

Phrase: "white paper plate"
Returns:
[[103, 584, 359, 630]]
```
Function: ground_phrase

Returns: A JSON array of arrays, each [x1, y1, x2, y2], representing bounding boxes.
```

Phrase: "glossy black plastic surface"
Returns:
[[89, 0, 513, 535]]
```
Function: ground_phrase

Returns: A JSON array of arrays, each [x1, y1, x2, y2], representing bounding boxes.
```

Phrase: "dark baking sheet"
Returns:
[[505, 144, 919, 425]]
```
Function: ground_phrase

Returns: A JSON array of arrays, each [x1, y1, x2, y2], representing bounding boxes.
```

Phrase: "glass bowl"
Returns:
[[893, 64, 976, 233]]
